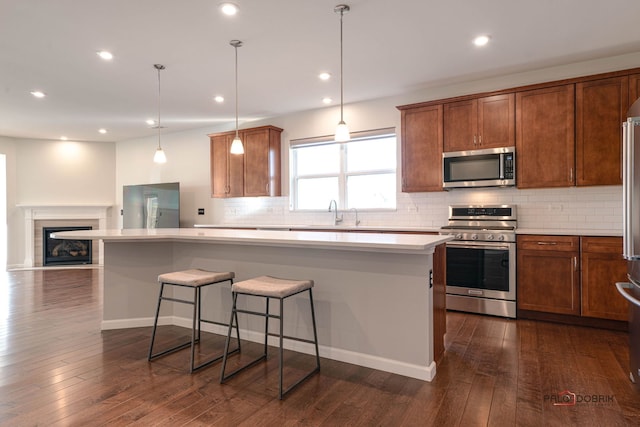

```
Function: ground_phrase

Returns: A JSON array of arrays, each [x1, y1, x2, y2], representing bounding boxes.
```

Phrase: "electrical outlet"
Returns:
[[197, 208, 205, 215], [408, 204, 418, 213]]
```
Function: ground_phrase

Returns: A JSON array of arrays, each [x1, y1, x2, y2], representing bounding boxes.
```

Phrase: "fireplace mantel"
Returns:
[[19, 204, 111, 267]]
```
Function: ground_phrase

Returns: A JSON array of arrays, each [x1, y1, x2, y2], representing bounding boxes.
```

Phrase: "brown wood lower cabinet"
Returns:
[[517, 234, 628, 324], [581, 236, 628, 321], [517, 235, 580, 315]]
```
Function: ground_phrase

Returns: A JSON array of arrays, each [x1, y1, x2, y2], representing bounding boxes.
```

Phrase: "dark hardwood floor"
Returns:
[[0, 268, 638, 426]]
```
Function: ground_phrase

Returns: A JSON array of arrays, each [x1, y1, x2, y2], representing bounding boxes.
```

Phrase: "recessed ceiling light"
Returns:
[[98, 128, 107, 134], [146, 119, 156, 126], [319, 72, 331, 81], [30, 90, 46, 98], [214, 95, 224, 103], [220, 2, 239, 16], [60, 136, 68, 141], [473, 35, 491, 47], [97, 50, 113, 60], [322, 97, 333, 104]]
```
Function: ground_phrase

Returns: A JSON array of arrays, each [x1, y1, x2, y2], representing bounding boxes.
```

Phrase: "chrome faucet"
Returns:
[[328, 199, 343, 225], [351, 207, 360, 226]]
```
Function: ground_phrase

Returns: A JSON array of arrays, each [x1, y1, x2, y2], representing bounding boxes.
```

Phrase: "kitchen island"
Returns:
[[53, 228, 451, 381]]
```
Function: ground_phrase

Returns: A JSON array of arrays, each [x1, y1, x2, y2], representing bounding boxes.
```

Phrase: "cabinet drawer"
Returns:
[[517, 235, 579, 252], [581, 236, 623, 255]]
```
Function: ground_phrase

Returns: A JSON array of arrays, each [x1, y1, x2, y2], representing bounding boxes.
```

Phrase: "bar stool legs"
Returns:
[[220, 276, 320, 399], [148, 269, 240, 373]]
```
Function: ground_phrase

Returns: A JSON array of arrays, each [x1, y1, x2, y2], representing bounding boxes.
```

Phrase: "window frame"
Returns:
[[289, 127, 397, 211]]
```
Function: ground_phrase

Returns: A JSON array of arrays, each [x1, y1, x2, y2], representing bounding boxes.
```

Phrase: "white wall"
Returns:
[[1, 138, 115, 268], [115, 127, 224, 228], [0, 136, 18, 268]]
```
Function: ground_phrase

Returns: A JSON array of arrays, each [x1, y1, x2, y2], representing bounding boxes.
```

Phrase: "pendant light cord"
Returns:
[[339, 7, 344, 123], [234, 43, 239, 139], [157, 66, 161, 148], [154, 64, 165, 149]]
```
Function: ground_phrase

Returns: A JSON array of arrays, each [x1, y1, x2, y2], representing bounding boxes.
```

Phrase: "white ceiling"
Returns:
[[2, 0, 640, 142]]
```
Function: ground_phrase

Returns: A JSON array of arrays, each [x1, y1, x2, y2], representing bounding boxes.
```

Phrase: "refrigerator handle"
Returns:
[[615, 282, 640, 308], [622, 120, 640, 260]]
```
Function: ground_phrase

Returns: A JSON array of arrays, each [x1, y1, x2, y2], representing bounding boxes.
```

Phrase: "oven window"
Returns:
[[446, 246, 510, 292]]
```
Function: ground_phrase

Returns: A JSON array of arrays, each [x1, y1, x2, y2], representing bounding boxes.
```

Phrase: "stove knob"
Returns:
[[471, 234, 478, 240], [498, 235, 505, 241], [487, 234, 495, 240], [455, 233, 462, 239]]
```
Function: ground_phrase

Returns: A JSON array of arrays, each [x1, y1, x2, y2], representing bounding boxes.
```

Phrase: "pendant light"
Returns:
[[153, 64, 167, 164], [334, 4, 350, 142], [229, 40, 244, 155]]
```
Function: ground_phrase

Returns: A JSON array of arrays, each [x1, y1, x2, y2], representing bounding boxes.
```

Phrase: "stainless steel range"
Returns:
[[440, 204, 517, 318]]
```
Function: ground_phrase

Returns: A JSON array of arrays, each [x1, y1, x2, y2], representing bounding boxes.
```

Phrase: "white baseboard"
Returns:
[[100, 316, 436, 381]]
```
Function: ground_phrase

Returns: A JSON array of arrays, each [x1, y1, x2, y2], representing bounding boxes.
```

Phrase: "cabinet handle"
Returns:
[[479, 135, 482, 146], [266, 183, 269, 193], [536, 241, 557, 245], [473, 135, 477, 145], [569, 167, 574, 183], [573, 256, 578, 271]]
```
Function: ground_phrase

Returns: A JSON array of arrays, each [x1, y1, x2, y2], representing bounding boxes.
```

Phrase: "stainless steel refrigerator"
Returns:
[[617, 97, 640, 387]]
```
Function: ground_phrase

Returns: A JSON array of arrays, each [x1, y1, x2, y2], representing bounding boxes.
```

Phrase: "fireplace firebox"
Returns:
[[43, 226, 92, 266]]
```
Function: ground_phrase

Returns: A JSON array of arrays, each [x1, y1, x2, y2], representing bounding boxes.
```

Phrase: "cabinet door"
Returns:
[[517, 235, 580, 315], [210, 134, 230, 198], [477, 93, 515, 149], [401, 104, 443, 192], [576, 77, 627, 186], [210, 133, 243, 198], [516, 84, 575, 188], [443, 100, 477, 152], [243, 127, 282, 197], [581, 237, 629, 321], [630, 74, 640, 107]]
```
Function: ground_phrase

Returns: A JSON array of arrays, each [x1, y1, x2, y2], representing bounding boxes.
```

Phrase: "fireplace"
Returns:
[[42, 226, 92, 266]]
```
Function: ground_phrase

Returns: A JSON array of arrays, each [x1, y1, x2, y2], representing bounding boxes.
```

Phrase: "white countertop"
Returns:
[[194, 223, 443, 233], [195, 224, 622, 237], [52, 228, 452, 254], [516, 228, 622, 237]]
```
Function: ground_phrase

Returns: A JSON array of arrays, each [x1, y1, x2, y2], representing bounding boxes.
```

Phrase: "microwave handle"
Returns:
[[499, 153, 505, 179]]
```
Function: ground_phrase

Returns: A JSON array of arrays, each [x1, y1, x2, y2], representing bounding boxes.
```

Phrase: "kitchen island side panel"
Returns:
[[102, 241, 174, 325], [101, 240, 435, 380]]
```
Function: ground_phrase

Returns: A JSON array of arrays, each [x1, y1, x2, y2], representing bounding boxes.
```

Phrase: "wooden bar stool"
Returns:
[[219, 275, 321, 399], [148, 268, 240, 372]]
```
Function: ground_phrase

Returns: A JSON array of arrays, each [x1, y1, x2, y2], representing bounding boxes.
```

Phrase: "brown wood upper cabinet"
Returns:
[[630, 74, 640, 106], [400, 104, 443, 192], [516, 84, 575, 189], [443, 94, 515, 152], [576, 76, 628, 186], [209, 125, 282, 198]]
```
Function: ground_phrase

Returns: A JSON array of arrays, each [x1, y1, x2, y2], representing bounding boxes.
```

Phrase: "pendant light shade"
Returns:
[[153, 64, 167, 164], [334, 4, 350, 142], [230, 40, 244, 155], [153, 146, 167, 163]]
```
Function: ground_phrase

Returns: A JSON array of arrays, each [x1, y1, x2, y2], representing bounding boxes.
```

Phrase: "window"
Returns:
[[290, 128, 396, 210]]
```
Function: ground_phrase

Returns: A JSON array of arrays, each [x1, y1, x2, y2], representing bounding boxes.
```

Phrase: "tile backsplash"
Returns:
[[220, 186, 622, 233]]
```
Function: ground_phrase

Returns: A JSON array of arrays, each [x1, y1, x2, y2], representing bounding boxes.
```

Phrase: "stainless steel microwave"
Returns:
[[443, 146, 515, 189]]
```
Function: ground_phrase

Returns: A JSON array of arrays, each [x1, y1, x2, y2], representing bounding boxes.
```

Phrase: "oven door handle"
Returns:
[[446, 242, 512, 250]]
